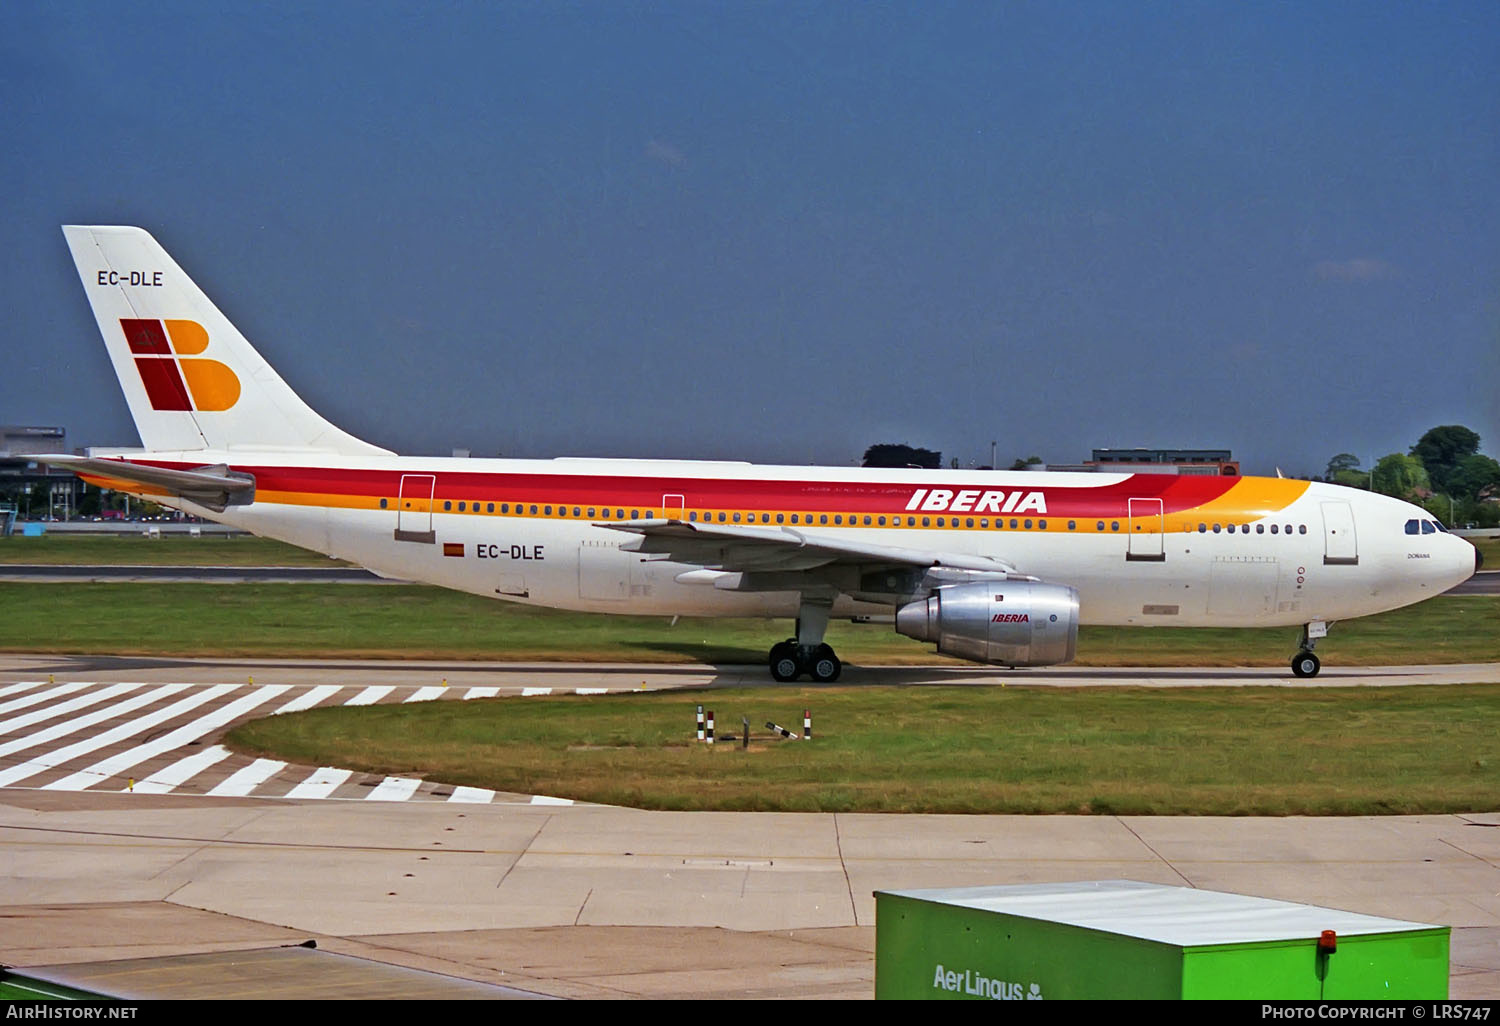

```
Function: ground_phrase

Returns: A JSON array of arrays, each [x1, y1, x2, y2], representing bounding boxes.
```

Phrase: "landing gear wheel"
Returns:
[[769, 641, 802, 682], [808, 644, 841, 683], [1291, 651, 1321, 678]]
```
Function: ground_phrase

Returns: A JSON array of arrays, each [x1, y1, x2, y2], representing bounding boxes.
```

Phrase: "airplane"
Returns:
[[43, 226, 1480, 682]]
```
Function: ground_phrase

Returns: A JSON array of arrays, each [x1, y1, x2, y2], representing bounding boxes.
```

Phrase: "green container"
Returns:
[[875, 880, 1449, 1000]]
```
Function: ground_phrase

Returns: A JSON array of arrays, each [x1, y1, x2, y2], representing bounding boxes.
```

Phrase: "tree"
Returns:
[[1411, 425, 1481, 494], [1447, 453, 1500, 503], [1371, 453, 1430, 501], [862, 444, 941, 469], [1325, 453, 1361, 479]]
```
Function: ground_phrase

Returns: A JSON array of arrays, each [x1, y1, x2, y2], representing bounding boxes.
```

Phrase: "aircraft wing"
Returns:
[[601, 519, 1022, 575], [36, 455, 254, 510]]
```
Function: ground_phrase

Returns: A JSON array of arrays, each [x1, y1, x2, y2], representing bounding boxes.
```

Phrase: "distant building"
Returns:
[[0, 425, 80, 519], [1, 425, 65, 457], [1043, 448, 1240, 476], [1089, 448, 1239, 476]]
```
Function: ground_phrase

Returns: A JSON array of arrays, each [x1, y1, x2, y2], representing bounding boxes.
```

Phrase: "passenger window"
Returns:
[[1198, 523, 1206, 533], [790, 514, 799, 524], [689, 512, 697, 522], [1298, 525, 1307, 534], [1012, 519, 1020, 529], [631, 510, 639, 519], [530, 505, 539, 515], [1256, 524, 1264, 534], [573, 507, 581, 517], [545, 506, 552, 516], [617, 509, 625, 519], [1038, 519, 1046, 530], [587, 508, 595, 518], [1111, 521, 1120, 532], [864, 515, 873, 526], [1024, 519, 1033, 530], [487, 503, 495, 513], [444, 501, 453, 511], [733, 513, 742, 523], [1067, 520, 1076, 531], [820, 515, 828, 525], [967, 518, 975, 528], [922, 517, 931, 527], [879, 516, 887, 526], [776, 513, 784, 524], [717, 512, 725, 522], [935, 517, 943, 527], [1212, 524, 1221, 533]]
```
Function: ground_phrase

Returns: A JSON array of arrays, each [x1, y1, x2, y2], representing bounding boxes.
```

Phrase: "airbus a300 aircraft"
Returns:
[[45, 227, 1479, 682]]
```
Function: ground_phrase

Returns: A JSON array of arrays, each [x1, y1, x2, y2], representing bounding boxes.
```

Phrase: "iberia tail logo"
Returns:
[[120, 319, 241, 412]]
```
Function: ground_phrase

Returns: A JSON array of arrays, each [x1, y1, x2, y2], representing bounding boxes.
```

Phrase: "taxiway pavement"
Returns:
[[2, 656, 1498, 999]]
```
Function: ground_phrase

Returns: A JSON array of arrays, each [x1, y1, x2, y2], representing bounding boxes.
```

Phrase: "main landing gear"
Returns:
[[1291, 620, 1328, 678], [768, 598, 843, 683]]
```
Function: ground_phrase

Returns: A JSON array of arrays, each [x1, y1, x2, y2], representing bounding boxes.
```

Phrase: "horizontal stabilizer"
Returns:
[[38, 455, 254, 512]]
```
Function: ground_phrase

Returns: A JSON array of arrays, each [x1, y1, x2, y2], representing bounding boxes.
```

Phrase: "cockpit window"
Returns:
[[1405, 519, 1420, 535], [1435, 521, 1449, 533], [1421, 520, 1436, 534]]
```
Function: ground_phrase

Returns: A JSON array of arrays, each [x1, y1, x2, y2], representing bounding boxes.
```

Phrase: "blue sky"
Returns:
[[2, 2, 1496, 476]]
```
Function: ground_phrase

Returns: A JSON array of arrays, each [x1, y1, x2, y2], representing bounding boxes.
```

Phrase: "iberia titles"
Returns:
[[904, 489, 1047, 514]]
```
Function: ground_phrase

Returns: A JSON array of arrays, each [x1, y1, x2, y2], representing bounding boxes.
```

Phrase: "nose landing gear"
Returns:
[[1291, 620, 1329, 678]]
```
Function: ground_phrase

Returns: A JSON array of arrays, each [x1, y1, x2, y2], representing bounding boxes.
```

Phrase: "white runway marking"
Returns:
[[129, 744, 235, 794], [0, 682, 143, 736], [207, 758, 287, 797], [273, 684, 342, 715], [0, 684, 204, 784], [0, 681, 584, 804], [0, 681, 92, 717], [285, 767, 352, 799], [366, 776, 422, 801], [575, 688, 608, 695], [521, 687, 552, 697], [530, 795, 574, 806], [45, 685, 291, 791]]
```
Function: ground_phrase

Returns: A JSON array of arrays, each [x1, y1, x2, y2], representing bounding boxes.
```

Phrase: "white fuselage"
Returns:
[[133, 452, 1476, 630]]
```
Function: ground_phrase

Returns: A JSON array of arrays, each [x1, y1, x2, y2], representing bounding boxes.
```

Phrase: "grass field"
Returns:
[[1475, 535, 1500, 566], [0, 534, 346, 566], [0, 583, 1495, 665], [225, 682, 1500, 815]]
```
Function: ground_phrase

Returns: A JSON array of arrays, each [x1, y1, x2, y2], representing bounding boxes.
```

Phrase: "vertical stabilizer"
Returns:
[[62, 226, 390, 455]]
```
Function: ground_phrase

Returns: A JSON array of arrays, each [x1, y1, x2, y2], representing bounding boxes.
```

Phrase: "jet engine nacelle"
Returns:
[[895, 580, 1080, 667]]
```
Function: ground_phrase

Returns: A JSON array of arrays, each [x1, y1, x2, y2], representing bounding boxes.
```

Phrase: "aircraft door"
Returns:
[[394, 474, 436, 543], [1126, 498, 1165, 561], [1321, 501, 1359, 565], [662, 493, 685, 520]]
